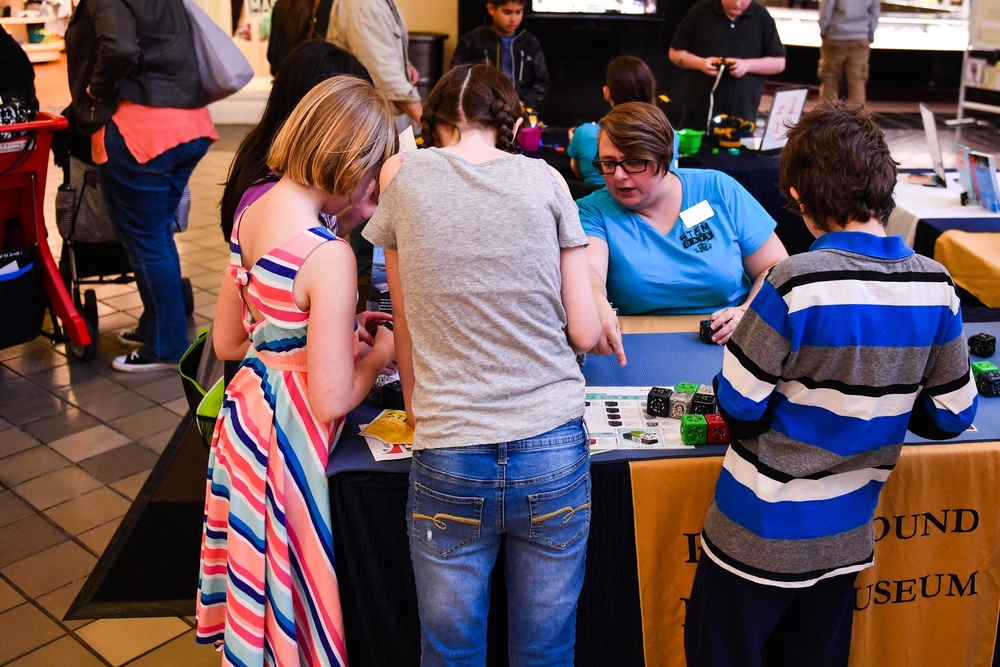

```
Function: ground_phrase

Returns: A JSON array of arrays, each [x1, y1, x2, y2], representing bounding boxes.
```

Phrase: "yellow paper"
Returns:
[[360, 409, 414, 446]]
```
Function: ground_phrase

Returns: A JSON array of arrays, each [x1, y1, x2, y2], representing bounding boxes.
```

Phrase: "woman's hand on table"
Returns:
[[591, 300, 627, 366], [708, 306, 746, 346]]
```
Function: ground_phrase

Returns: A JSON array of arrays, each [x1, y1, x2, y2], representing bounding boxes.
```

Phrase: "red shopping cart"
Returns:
[[0, 112, 95, 359]]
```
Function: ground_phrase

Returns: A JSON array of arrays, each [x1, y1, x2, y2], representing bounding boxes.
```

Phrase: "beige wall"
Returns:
[[397, 0, 459, 64]]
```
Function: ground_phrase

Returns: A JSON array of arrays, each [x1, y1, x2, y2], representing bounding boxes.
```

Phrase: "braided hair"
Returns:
[[422, 63, 521, 153]]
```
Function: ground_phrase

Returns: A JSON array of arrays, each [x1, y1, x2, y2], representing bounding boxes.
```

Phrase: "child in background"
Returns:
[[450, 0, 550, 111], [363, 62, 600, 665], [568, 55, 659, 186], [685, 101, 978, 667], [196, 77, 397, 666]]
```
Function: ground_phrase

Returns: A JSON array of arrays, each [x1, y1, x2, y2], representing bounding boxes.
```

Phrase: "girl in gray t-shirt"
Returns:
[[363, 63, 601, 666]]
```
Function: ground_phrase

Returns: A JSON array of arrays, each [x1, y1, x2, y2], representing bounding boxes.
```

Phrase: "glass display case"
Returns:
[[763, 0, 969, 52]]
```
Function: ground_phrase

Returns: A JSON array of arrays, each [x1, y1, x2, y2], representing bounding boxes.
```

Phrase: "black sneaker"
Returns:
[[112, 350, 176, 373], [116, 329, 143, 348]]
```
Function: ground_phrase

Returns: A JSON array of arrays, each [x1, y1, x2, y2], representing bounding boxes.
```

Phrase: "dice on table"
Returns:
[[692, 384, 715, 414], [969, 333, 996, 358], [699, 320, 716, 345], [681, 414, 708, 445], [705, 414, 730, 444], [646, 386, 673, 417], [972, 361, 999, 378], [977, 371, 1000, 398], [669, 391, 694, 419]]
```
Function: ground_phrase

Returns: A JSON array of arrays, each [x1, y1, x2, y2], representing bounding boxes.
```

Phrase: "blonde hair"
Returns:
[[267, 76, 397, 195]]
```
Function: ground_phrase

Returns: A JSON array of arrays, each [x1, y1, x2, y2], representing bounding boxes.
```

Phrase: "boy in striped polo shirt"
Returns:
[[684, 102, 979, 667]]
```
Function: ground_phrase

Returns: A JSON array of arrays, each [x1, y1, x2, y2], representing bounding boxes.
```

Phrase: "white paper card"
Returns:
[[398, 126, 417, 152], [679, 200, 714, 228]]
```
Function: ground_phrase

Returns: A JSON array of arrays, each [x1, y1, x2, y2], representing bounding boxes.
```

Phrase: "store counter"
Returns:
[[326, 319, 1000, 667]]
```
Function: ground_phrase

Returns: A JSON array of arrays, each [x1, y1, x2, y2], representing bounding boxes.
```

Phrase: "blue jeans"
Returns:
[[97, 121, 210, 362], [407, 418, 591, 667]]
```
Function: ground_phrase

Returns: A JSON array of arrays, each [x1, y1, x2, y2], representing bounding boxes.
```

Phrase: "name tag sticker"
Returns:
[[679, 200, 715, 228]]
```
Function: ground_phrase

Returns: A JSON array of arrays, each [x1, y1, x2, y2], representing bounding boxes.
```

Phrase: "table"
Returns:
[[327, 318, 1000, 667], [887, 173, 1000, 306]]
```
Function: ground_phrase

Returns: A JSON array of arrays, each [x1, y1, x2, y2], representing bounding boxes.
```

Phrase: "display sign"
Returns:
[[759, 86, 807, 153]]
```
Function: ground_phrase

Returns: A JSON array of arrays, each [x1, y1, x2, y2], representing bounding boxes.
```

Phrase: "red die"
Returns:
[[705, 414, 730, 444]]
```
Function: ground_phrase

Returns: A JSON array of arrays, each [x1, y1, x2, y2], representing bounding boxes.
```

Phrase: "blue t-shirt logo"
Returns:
[[680, 221, 714, 252]]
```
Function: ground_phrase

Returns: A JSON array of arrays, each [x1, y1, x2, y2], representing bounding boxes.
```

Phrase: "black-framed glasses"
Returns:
[[591, 158, 649, 175]]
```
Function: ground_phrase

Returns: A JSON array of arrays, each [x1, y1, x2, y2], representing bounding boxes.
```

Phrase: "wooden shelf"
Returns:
[[1, 15, 63, 63]]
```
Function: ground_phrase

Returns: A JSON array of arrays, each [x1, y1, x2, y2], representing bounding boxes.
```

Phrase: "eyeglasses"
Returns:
[[591, 158, 650, 175]]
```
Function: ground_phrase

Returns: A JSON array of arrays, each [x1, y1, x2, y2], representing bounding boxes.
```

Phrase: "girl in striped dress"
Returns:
[[196, 76, 397, 666]]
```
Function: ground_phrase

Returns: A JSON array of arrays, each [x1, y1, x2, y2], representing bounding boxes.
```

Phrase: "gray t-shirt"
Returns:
[[363, 148, 588, 450]]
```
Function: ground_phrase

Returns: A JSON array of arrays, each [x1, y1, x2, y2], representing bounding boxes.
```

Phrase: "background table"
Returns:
[[327, 319, 1000, 667], [887, 173, 1000, 307]]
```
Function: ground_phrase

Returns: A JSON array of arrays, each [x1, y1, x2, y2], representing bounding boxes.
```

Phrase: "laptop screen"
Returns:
[[919, 103, 947, 185]]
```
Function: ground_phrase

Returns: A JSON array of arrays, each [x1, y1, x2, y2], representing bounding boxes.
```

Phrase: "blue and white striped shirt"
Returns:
[[705, 232, 978, 587]]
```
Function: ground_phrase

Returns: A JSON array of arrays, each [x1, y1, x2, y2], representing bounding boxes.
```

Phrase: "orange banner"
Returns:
[[934, 231, 1000, 308], [631, 456, 722, 666], [849, 442, 1000, 667], [631, 442, 1000, 666]]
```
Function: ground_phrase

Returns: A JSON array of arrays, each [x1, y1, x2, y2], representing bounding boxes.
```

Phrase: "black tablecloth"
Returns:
[[329, 462, 644, 667]]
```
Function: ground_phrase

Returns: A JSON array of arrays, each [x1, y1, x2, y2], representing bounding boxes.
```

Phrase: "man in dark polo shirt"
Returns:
[[669, 0, 786, 131]]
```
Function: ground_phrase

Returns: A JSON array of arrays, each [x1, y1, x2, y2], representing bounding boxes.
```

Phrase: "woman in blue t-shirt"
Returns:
[[577, 102, 788, 365]]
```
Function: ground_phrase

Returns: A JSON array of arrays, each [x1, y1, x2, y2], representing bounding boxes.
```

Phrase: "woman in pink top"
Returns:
[[65, 0, 217, 372]]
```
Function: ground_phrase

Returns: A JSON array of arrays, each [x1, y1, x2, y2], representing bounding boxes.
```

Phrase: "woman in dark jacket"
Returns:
[[65, 0, 216, 372]]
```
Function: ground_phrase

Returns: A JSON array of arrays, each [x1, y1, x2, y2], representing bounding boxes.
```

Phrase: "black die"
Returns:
[[647, 387, 673, 417], [977, 371, 1000, 398], [969, 333, 996, 358], [699, 320, 715, 345]]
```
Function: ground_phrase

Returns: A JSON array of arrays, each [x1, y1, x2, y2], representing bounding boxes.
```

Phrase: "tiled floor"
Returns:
[[1, 55, 998, 665]]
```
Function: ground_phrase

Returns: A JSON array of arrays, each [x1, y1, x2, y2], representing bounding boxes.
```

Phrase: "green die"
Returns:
[[675, 382, 699, 394], [972, 361, 999, 378], [681, 414, 708, 445]]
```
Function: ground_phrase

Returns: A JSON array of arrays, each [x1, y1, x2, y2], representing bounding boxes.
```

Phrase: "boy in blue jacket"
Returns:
[[451, 0, 549, 110], [685, 101, 979, 667]]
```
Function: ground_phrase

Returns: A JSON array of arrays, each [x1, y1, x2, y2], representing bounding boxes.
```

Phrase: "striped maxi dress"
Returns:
[[196, 224, 351, 666]]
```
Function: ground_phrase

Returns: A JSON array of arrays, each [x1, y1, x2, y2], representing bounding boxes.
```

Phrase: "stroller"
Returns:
[[52, 111, 194, 361]]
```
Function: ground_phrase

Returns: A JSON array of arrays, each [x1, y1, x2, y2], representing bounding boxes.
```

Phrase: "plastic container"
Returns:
[[677, 129, 705, 156], [517, 126, 542, 153]]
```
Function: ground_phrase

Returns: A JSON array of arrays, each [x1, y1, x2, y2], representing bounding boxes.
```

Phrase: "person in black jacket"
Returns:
[[450, 0, 549, 111], [265, 0, 333, 76], [65, 0, 216, 372]]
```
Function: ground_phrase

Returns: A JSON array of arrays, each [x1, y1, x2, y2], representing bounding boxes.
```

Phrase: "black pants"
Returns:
[[684, 555, 857, 667]]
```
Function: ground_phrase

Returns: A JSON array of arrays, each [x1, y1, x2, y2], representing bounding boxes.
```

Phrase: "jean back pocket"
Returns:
[[528, 471, 591, 551], [411, 481, 484, 558]]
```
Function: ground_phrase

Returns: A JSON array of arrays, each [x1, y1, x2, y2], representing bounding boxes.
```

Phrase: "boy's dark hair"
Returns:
[[220, 40, 371, 240], [779, 101, 897, 231], [606, 56, 656, 106], [488, 0, 526, 6], [598, 102, 674, 175], [421, 63, 521, 154]]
